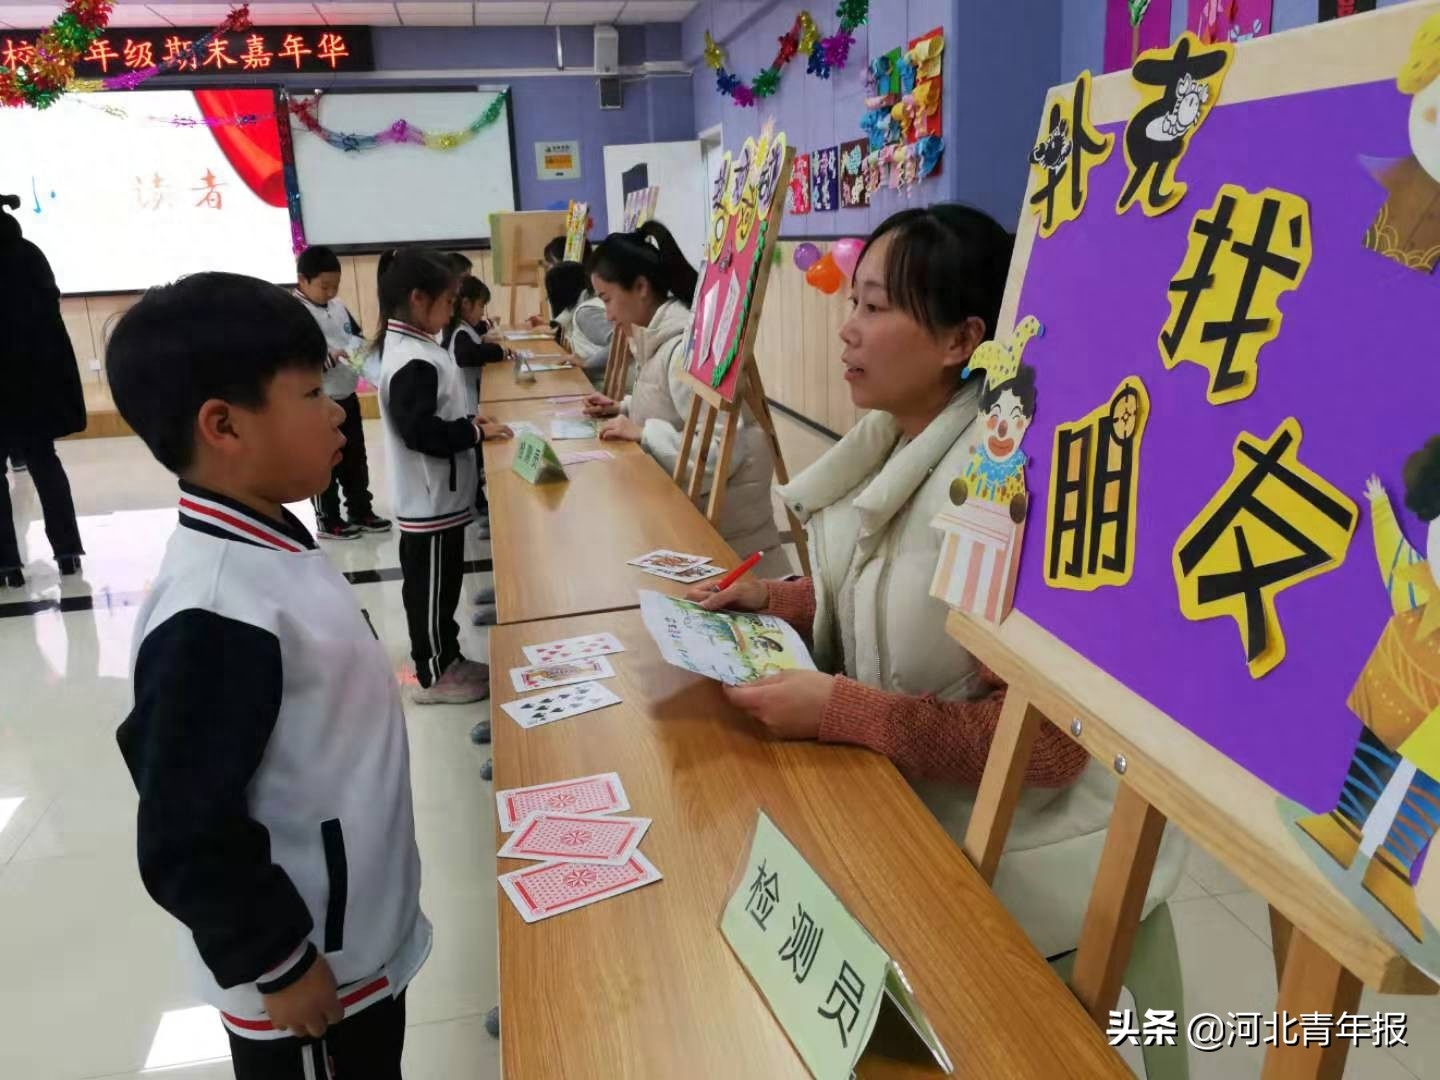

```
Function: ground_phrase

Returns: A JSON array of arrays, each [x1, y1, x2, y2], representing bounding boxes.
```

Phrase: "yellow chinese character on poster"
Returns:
[[1172, 418, 1358, 679], [1028, 70, 1114, 238]]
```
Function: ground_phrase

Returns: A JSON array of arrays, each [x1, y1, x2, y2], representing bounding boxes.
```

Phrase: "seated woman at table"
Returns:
[[544, 260, 613, 388], [583, 221, 790, 578], [688, 205, 1186, 959]]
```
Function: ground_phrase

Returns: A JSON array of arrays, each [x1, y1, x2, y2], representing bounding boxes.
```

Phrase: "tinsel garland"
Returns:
[[705, 0, 869, 108]]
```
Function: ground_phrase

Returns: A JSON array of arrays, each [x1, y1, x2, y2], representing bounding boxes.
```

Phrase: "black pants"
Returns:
[[399, 523, 466, 687], [0, 439, 83, 571], [227, 989, 405, 1079], [313, 395, 373, 523]]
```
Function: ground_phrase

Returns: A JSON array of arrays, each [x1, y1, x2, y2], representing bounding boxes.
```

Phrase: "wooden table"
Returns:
[[481, 348, 595, 404], [490, 610, 1128, 1080], [480, 398, 644, 469], [481, 445, 738, 625]]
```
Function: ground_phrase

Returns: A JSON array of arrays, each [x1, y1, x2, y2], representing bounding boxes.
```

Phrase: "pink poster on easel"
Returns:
[[1189, 0, 1272, 45], [1104, 0, 1174, 73]]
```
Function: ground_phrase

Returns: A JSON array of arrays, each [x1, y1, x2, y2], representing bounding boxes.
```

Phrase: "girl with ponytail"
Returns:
[[581, 221, 788, 575]]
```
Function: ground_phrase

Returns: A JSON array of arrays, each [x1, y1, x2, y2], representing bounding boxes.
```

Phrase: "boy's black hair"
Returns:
[[1403, 437, 1440, 524], [979, 363, 1038, 418], [296, 245, 341, 280], [107, 272, 326, 474], [545, 261, 587, 317], [543, 236, 566, 265], [446, 251, 474, 276]]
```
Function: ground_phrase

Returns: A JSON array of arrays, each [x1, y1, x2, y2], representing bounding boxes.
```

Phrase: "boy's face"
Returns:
[[298, 271, 341, 305], [212, 367, 346, 503]]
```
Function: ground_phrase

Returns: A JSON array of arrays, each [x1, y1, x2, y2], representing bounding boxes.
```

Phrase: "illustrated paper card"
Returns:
[[1044, 377, 1151, 592], [550, 419, 598, 440], [1190, 0, 1271, 45], [495, 772, 630, 832], [1159, 184, 1312, 405], [628, 550, 712, 573], [1116, 32, 1234, 217], [1029, 70, 1114, 238], [810, 146, 839, 213], [637, 562, 726, 584], [523, 632, 625, 666], [497, 812, 651, 865], [1172, 418, 1358, 679], [509, 656, 616, 693], [638, 589, 816, 686], [500, 681, 622, 729], [839, 139, 869, 208], [788, 150, 811, 215], [1361, 13, 1440, 274], [499, 853, 662, 924], [563, 200, 589, 262]]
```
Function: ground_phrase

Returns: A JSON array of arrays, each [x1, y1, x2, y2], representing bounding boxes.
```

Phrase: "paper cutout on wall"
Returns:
[[1116, 32, 1234, 218], [1285, 443, 1440, 955], [1105, 0, 1174, 74], [1172, 418, 1358, 680], [1190, 0, 1272, 45], [839, 138, 869, 208], [1045, 377, 1151, 592], [1362, 12, 1440, 273], [930, 317, 1045, 625], [868, 46, 903, 98], [907, 29, 945, 81], [563, 201, 589, 262], [788, 150, 811, 214], [684, 129, 789, 402], [810, 145, 839, 212], [1159, 183, 1312, 405], [1029, 70, 1115, 239]]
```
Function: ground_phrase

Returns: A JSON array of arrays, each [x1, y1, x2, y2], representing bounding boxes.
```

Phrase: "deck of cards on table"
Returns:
[[502, 637, 626, 729], [628, 549, 726, 583]]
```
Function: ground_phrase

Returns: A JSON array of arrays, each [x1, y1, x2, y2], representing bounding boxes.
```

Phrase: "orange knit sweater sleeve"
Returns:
[[759, 577, 1087, 789]]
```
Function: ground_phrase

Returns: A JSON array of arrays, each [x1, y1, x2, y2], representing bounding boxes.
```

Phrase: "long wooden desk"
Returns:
[[481, 443, 739, 624], [480, 398, 645, 468], [490, 609, 1128, 1080], [481, 346, 595, 404]]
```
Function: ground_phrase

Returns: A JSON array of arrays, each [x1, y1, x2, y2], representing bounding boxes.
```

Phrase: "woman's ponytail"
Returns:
[[590, 219, 699, 307]]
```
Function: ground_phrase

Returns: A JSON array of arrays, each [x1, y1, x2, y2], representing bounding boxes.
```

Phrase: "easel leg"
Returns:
[[704, 409, 740, 523], [688, 407, 719, 503], [962, 693, 1046, 883], [741, 370, 812, 575], [673, 396, 703, 489], [1070, 784, 1167, 1025], [1261, 930, 1360, 1080]]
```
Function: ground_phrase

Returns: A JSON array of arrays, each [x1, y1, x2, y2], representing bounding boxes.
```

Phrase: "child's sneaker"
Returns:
[[317, 519, 361, 541], [349, 512, 393, 533], [453, 658, 491, 695], [411, 660, 487, 705], [472, 604, 497, 627], [473, 584, 496, 605]]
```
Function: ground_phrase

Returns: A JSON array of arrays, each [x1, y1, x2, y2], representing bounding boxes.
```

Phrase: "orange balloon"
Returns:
[[805, 252, 844, 294]]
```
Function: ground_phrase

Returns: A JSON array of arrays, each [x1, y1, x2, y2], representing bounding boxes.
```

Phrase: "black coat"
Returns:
[[0, 228, 86, 445]]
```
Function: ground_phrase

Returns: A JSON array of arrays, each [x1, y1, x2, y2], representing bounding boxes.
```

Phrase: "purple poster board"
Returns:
[[1104, 0, 1175, 74], [1012, 76, 1437, 815]]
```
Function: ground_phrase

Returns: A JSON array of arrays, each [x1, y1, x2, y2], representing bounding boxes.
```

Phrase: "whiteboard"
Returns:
[[603, 141, 707, 266], [292, 89, 517, 248]]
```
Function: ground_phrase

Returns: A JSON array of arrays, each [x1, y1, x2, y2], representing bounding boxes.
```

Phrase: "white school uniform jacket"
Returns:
[[117, 483, 431, 1039], [378, 319, 479, 533], [293, 290, 364, 401]]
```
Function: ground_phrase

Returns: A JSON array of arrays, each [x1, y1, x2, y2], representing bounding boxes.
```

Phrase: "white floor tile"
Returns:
[[402, 1014, 500, 1077], [1184, 846, 1251, 897], [1214, 891, 1274, 949]]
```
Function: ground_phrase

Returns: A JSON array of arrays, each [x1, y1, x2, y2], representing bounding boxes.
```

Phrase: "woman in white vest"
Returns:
[[583, 222, 790, 577], [691, 205, 1186, 958], [544, 260, 613, 389]]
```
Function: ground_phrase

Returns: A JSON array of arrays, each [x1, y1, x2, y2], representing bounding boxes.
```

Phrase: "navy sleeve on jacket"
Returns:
[[117, 609, 316, 990], [388, 359, 479, 456], [452, 334, 504, 369]]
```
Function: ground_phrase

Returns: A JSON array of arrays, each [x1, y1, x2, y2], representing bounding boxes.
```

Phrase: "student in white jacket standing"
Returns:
[[582, 222, 789, 577], [691, 205, 1186, 959]]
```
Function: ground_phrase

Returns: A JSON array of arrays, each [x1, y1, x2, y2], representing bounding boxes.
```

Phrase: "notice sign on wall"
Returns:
[[535, 140, 581, 180]]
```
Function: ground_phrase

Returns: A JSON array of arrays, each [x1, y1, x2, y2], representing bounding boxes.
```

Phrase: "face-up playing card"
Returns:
[[494, 772, 630, 832], [500, 680, 621, 728], [497, 812, 651, 865], [506, 420, 545, 439], [638, 561, 726, 584], [523, 632, 625, 666], [550, 419, 598, 440], [499, 852, 663, 923], [627, 550, 713, 573], [509, 656, 616, 693]]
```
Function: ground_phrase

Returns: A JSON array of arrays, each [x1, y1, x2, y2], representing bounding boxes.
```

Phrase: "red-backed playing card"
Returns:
[[499, 853, 662, 923], [494, 772, 630, 832], [498, 812, 650, 865]]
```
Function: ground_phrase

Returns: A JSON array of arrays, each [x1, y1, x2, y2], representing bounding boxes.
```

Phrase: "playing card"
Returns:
[[627, 550, 713, 573], [638, 561, 726, 583], [498, 812, 651, 865], [558, 450, 615, 466], [506, 420, 545, 439], [510, 655, 616, 692], [500, 330, 555, 342], [494, 772, 630, 832], [499, 852, 663, 923], [500, 680, 621, 727], [523, 632, 625, 665], [550, 419, 598, 440]]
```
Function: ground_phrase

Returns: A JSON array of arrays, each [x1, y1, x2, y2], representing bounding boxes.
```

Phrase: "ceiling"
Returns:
[[0, 0, 697, 30]]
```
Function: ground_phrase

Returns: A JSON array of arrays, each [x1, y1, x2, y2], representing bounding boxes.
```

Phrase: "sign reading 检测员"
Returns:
[[511, 432, 567, 486]]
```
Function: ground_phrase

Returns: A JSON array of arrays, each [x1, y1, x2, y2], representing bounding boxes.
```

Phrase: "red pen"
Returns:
[[712, 552, 762, 592]]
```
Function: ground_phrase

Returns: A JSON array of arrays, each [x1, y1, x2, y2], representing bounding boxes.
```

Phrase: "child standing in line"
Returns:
[[108, 273, 429, 1078], [293, 245, 391, 540], [443, 276, 505, 545], [375, 248, 512, 708]]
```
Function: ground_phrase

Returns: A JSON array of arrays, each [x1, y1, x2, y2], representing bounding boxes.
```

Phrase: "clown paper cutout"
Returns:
[[1045, 377, 1151, 592], [1117, 32, 1234, 217], [1363, 12, 1440, 273], [929, 317, 1045, 625], [1029, 70, 1115, 238]]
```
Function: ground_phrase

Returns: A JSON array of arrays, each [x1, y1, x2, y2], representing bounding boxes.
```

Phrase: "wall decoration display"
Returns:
[[704, 1, 870, 108], [810, 145, 838, 212], [1190, 0, 1272, 45], [563, 200, 588, 262], [1104, 0, 1173, 74], [788, 149, 811, 214], [622, 186, 660, 231], [854, 26, 946, 197], [291, 91, 505, 154], [838, 138, 868, 207]]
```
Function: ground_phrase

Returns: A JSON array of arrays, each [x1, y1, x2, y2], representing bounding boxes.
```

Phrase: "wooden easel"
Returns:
[[672, 141, 811, 576], [490, 210, 566, 328], [953, 9, 1440, 1077]]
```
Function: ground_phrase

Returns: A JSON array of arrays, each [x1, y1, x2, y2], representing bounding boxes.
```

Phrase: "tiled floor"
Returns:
[[0, 431, 1435, 1079]]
